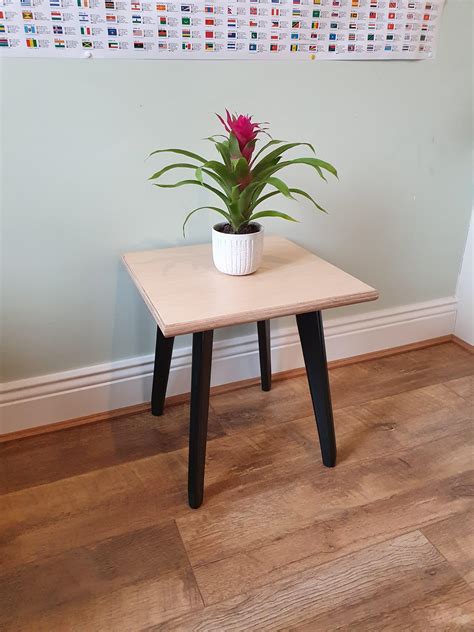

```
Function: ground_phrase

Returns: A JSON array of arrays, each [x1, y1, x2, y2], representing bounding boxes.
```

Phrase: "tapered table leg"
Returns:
[[296, 311, 337, 467], [151, 326, 174, 416], [257, 320, 272, 392], [188, 330, 214, 509]]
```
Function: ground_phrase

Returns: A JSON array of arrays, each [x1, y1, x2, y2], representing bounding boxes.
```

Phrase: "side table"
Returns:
[[123, 236, 378, 508]]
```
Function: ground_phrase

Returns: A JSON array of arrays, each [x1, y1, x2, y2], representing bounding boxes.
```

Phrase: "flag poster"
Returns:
[[0, 0, 445, 59]]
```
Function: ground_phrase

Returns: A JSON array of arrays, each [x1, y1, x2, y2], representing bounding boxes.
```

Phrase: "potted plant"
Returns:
[[149, 111, 337, 276]]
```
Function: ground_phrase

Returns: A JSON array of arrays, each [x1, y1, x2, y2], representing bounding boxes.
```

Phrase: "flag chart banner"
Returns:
[[0, 0, 445, 60]]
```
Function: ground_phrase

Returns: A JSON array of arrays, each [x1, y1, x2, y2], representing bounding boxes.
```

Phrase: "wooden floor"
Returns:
[[1, 342, 473, 631]]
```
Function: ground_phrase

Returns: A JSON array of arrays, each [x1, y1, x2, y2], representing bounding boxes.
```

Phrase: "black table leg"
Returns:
[[257, 320, 272, 392], [188, 330, 214, 509], [296, 311, 337, 467], [151, 325, 174, 417]]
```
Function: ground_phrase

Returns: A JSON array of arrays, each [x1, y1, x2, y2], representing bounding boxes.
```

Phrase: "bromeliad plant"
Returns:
[[149, 110, 338, 235]]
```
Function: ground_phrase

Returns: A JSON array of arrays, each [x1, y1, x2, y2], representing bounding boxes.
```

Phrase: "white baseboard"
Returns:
[[0, 297, 457, 436]]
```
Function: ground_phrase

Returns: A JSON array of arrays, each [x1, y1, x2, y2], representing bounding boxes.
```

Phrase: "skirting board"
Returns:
[[0, 296, 458, 436]]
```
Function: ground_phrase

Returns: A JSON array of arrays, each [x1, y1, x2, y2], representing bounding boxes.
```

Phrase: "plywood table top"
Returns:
[[122, 236, 378, 337]]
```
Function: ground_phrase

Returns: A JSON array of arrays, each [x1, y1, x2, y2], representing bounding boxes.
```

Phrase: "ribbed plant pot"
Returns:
[[212, 223, 264, 276]]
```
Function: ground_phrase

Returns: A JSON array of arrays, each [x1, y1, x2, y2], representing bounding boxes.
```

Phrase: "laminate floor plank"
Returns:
[[149, 532, 474, 632], [1, 343, 472, 630]]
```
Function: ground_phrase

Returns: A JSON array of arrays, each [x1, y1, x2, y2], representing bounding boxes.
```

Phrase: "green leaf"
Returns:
[[251, 139, 286, 164], [229, 133, 241, 159], [148, 148, 208, 163], [234, 157, 250, 183], [289, 157, 338, 179], [249, 210, 299, 223], [195, 167, 203, 183], [203, 160, 235, 187], [267, 176, 296, 200], [182, 206, 231, 237], [252, 187, 327, 213], [153, 179, 229, 205], [148, 162, 200, 180], [252, 143, 316, 175], [289, 187, 328, 213]]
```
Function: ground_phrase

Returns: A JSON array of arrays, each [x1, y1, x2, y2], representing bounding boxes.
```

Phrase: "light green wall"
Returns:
[[1, 0, 472, 382]]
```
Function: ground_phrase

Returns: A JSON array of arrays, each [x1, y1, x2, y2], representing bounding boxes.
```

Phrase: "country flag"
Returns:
[[249, 42, 256, 50], [50, 0, 61, 7], [159, 16, 167, 24], [81, 26, 92, 34], [270, 43, 278, 51], [292, 8, 301, 16], [270, 31, 278, 39], [367, 44, 374, 51], [388, 12, 395, 19], [290, 43, 298, 51], [329, 32, 336, 40], [132, 14, 141, 22], [204, 5, 213, 13], [131, 1, 141, 9], [108, 40, 118, 48], [205, 30, 213, 38], [227, 31, 236, 38], [182, 28, 190, 37], [309, 44, 317, 51], [21, 0, 32, 5], [156, 4, 166, 10], [348, 32, 355, 40], [328, 44, 336, 51], [347, 44, 354, 51], [387, 22, 394, 30], [205, 17, 214, 25], [290, 32, 298, 39], [249, 19, 257, 26], [181, 4, 190, 10], [351, 0, 359, 6], [158, 28, 167, 36], [0, 25, 5, 33], [227, 41, 236, 49], [311, 21, 318, 28], [107, 27, 117, 35], [0, 38, 8, 47], [250, 31, 257, 38], [369, 11, 376, 18], [158, 41, 167, 49], [54, 38, 65, 47], [77, 0, 89, 6], [271, 19, 279, 27], [227, 6, 235, 14], [349, 22, 356, 30], [205, 41, 214, 50], [134, 40, 144, 48], [313, 9, 319, 16], [51, 10, 62, 20], [385, 44, 392, 51], [105, 0, 115, 7], [293, 0, 300, 4], [82, 40, 93, 47], [22, 10, 34, 19], [24, 24, 37, 33], [249, 6, 257, 14], [292, 20, 300, 28], [181, 16, 190, 24], [133, 27, 143, 36], [271, 8, 279, 16], [227, 18, 236, 27], [79, 12, 90, 21], [106, 14, 116, 21], [26, 37, 37, 47], [182, 41, 192, 49]]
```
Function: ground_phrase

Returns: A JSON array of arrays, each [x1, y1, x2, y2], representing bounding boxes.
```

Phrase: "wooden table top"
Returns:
[[122, 236, 378, 337]]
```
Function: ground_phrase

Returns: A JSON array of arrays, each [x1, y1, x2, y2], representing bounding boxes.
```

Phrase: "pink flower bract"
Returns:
[[217, 110, 266, 162]]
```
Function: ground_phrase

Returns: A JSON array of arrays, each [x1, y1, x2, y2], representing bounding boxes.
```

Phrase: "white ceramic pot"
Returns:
[[212, 223, 264, 276]]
